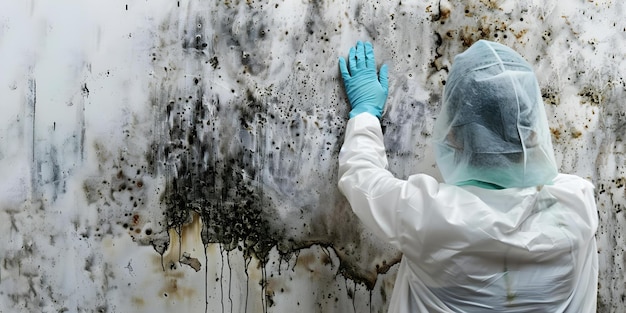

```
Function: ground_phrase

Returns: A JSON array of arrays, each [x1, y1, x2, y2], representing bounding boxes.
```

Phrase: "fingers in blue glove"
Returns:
[[348, 45, 358, 74], [355, 41, 366, 69], [338, 41, 390, 119], [365, 42, 376, 69], [339, 42, 384, 78], [379, 63, 389, 90], [339, 57, 350, 80]]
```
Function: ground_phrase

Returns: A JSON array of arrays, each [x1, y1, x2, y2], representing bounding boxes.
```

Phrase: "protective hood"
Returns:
[[433, 40, 558, 188]]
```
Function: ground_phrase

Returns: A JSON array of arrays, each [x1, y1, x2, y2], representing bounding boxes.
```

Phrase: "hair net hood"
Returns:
[[433, 40, 558, 188]]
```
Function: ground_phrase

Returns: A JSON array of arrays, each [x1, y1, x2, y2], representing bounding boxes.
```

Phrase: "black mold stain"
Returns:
[[152, 2, 319, 276], [155, 82, 286, 265], [81, 83, 90, 96], [141, 3, 405, 309], [578, 85, 605, 106], [182, 16, 208, 51]]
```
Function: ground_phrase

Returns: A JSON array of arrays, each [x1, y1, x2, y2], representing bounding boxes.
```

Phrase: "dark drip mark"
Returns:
[[81, 83, 89, 96], [321, 246, 332, 269], [227, 250, 233, 312], [261, 263, 267, 313], [204, 244, 208, 313], [177, 225, 182, 265], [219, 245, 225, 313], [150, 238, 168, 272], [80, 83, 87, 161], [244, 256, 252, 313], [352, 280, 357, 313], [200, 227, 209, 313], [29, 78, 36, 174], [292, 250, 300, 272], [200, 211, 210, 313], [343, 277, 358, 313], [48, 146, 61, 202]]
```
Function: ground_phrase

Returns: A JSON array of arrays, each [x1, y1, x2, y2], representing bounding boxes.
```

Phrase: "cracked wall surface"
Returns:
[[0, 0, 625, 312]]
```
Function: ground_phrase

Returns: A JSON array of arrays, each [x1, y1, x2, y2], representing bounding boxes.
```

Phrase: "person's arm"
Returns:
[[338, 113, 410, 248]]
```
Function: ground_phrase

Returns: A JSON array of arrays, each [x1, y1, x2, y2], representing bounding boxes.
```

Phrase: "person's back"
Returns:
[[337, 40, 598, 312], [389, 175, 597, 312]]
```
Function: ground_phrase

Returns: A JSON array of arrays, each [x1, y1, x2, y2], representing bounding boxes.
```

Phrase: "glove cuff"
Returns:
[[349, 108, 381, 119]]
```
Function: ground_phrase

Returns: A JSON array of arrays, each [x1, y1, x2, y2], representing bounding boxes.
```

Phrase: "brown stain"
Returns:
[[157, 212, 205, 267], [152, 232, 199, 302], [439, 6, 451, 20], [571, 129, 583, 139], [160, 277, 197, 300], [432, 0, 522, 48], [550, 128, 561, 140], [478, 16, 493, 38], [294, 250, 317, 272], [149, 212, 206, 302], [127, 214, 143, 237], [460, 26, 476, 47], [180, 212, 204, 249], [131, 297, 145, 307], [320, 250, 332, 266], [514, 28, 528, 40], [479, 0, 501, 10], [205, 242, 221, 260]]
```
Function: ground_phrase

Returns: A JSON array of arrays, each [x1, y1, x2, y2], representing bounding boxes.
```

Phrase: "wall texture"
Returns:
[[0, 0, 624, 312]]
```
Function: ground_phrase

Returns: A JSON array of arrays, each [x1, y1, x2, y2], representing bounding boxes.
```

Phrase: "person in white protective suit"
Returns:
[[337, 40, 598, 312]]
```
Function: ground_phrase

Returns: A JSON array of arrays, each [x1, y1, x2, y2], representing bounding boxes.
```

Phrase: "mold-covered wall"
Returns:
[[0, 0, 624, 312]]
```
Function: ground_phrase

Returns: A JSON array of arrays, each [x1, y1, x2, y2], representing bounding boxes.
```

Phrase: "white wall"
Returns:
[[0, 0, 624, 312]]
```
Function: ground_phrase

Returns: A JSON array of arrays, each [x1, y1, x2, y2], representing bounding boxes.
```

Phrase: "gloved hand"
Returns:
[[338, 41, 389, 119]]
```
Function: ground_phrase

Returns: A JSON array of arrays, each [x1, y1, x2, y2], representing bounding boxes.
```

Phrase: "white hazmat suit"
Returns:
[[338, 40, 598, 312]]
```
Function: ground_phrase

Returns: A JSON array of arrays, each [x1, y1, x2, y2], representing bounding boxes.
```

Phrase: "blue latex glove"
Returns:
[[338, 41, 389, 118]]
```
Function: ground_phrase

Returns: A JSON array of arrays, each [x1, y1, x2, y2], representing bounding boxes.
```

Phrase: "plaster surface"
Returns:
[[0, 0, 624, 312]]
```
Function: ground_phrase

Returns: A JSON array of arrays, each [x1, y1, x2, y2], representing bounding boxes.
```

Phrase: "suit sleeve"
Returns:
[[338, 113, 440, 250]]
